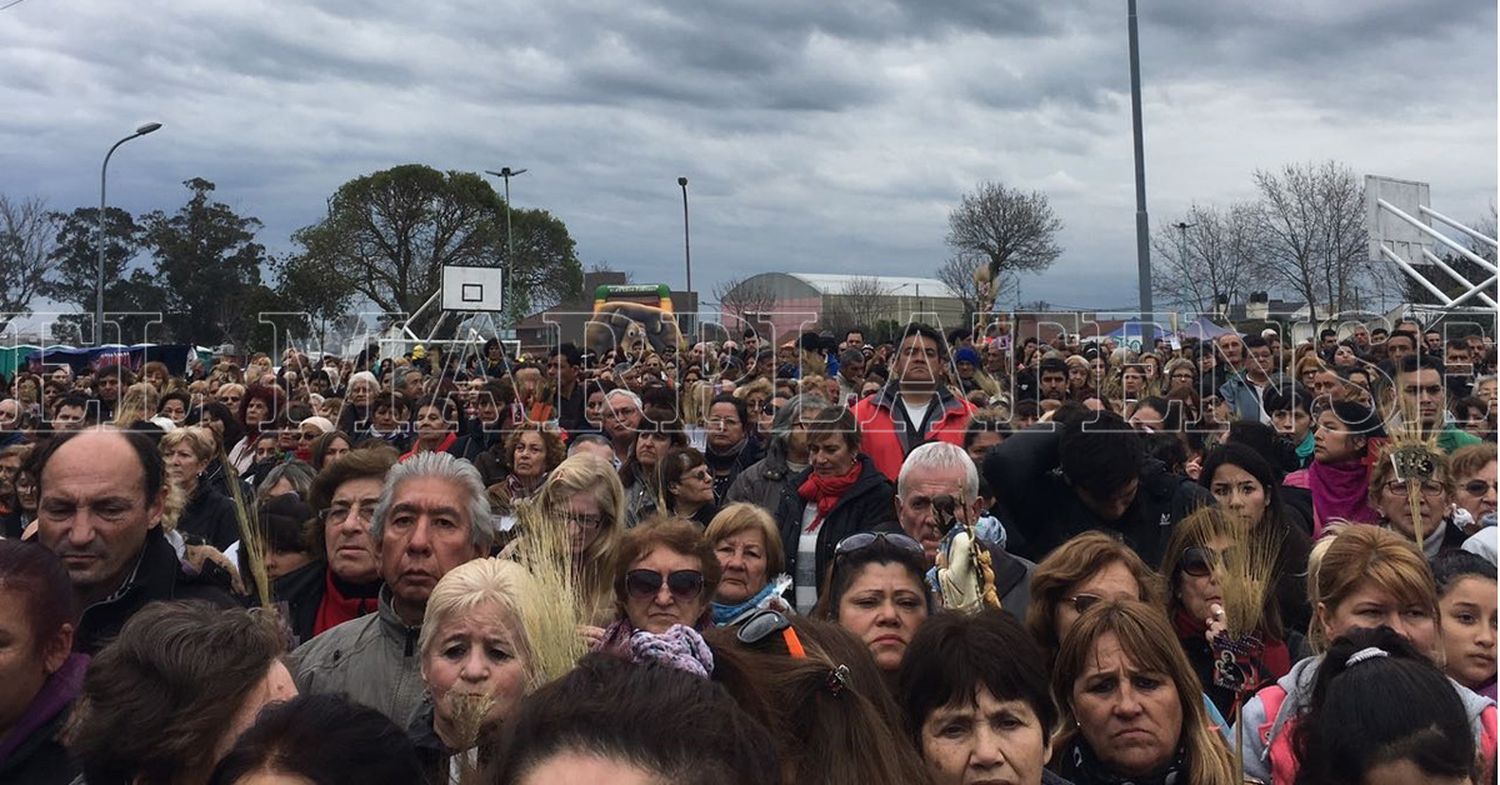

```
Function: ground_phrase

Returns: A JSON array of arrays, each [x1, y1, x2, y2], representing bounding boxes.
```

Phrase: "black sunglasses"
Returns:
[[1178, 545, 1237, 579], [834, 531, 925, 559], [736, 609, 807, 658], [1464, 479, 1497, 496], [625, 569, 705, 601]]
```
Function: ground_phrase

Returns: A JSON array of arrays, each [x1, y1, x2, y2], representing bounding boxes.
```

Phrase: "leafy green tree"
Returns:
[[140, 178, 270, 346], [43, 205, 141, 343], [292, 164, 582, 333]]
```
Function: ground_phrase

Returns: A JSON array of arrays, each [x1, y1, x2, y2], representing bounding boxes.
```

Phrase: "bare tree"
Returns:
[[714, 275, 777, 331], [1150, 203, 1260, 313], [936, 254, 985, 325], [822, 276, 892, 334], [1252, 161, 1374, 320], [0, 195, 59, 332], [945, 181, 1063, 312]]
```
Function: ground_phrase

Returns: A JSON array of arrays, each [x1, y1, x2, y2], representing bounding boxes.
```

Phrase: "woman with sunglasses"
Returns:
[[1050, 599, 1238, 785], [1025, 531, 1164, 671], [1450, 444, 1497, 531], [1159, 507, 1297, 722], [1237, 524, 1499, 785], [775, 406, 897, 614], [595, 517, 720, 654], [659, 446, 720, 529], [813, 531, 931, 676], [1368, 443, 1468, 559]]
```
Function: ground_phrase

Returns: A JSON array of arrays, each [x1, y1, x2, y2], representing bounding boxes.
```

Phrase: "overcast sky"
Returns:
[[2, 0, 1495, 316]]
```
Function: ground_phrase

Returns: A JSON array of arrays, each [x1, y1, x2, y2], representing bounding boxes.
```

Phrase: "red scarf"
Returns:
[[400, 432, 458, 462], [313, 570, 378, 636], [797, 462, 862, 531]]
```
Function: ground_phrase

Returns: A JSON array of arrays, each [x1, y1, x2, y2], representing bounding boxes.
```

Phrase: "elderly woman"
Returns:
[[1026, 531, 1165, 670], [725, 394, 826, 512], [0, 541, 86, 784], [1282, 400, 1387, 537], [293, 415, 335, 462], [482, 426, 566, 512], [814, 531, 931, 675], [1050, 600, 1237, 785], [659, 446, 718, 528], [704, 502, 790, 626], [1450, 443, 1497, 530], [161, 425, 242, 551], [532, 453, 625, 626], [411, 557, 556, 784], [1236, 526, 1497, 784], [403, 395, 460, 460], [1159, 507, 1297, 721], [774, 406, 897, 614], [594, 517, 719, 653], [1369, 444, 1467, 559], [897, 609, 1067, 785]]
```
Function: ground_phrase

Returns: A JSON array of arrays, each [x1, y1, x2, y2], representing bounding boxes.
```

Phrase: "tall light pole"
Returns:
[[97, 121, 162, 345], [1128, 0, 1152, 319], [678, 177, 691, 295], [484, 167, 527, 328]]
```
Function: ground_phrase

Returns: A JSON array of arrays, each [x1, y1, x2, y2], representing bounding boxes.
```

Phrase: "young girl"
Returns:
[[1433, 550, 1498, 701]]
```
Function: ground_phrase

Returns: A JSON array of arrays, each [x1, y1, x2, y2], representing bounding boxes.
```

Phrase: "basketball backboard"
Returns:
[[442, 265, 504, 312], [1365, 175, 1431, 263]]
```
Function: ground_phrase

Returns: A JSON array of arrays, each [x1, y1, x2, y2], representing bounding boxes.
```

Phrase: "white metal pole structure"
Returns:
[[1365, 174, 1499, 316], [484, 167, 528, 331], [97, 122, 162, 345], [1128, 0, 1152, 319]]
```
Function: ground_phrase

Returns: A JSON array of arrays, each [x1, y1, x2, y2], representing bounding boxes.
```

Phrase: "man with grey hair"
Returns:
[[726, 394, 827, 513], [601, 388, 644, 466], [835, 349, 866, 405], [291, 451, 494, 724], [875, 441, 1034, 618]]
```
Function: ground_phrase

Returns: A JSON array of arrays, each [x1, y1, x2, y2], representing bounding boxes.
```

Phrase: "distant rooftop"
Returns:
[[784, 272, 958, 299]]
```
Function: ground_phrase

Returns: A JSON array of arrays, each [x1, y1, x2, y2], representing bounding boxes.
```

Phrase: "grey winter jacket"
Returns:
[[289, 587, 426, 727], [725, 449, 801, 515]]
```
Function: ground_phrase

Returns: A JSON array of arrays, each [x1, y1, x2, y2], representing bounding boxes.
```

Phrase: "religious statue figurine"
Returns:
[[925, 494, 999, 613]]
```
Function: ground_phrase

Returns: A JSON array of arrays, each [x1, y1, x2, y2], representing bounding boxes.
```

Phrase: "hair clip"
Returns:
[[825, 664, 851, 697], [1345, 646, 1389, 667]]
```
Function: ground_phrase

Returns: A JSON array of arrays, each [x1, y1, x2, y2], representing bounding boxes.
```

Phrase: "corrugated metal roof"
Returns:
[[785, 273, 959, 299]]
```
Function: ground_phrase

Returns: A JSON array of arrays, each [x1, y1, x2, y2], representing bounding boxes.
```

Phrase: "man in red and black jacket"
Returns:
[[851, 323, 976, 482]]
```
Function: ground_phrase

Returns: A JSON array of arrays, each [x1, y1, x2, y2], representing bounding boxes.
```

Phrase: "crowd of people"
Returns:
[[0, 314, 1496, 785]]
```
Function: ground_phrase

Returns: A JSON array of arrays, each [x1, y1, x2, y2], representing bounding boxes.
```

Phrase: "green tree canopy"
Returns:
[[292, 164, 582, 332]]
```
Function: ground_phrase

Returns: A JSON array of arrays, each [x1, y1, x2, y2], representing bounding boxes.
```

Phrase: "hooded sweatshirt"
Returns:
[[1234, 654, 1497, 784]]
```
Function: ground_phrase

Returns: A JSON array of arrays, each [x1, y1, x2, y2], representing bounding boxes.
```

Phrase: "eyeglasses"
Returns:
[[319, 505, 375, 526], [834, 531, 925, 559], [736, 609, 807, 658], [1463, 480, 1498, 496], [625, 569, 705, 601], [564, 512, 606, 530], [1382, 480, 1447, 498]]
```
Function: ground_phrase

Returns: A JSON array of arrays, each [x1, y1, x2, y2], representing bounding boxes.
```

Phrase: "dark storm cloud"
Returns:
[[0, 0, 1493, 315]]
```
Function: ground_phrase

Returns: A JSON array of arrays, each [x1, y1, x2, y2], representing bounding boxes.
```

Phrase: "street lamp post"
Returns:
[[97, 122, 162, 345], [484, 167, 528, 328], [1127, 0, 1152, 319], [678, 177, 691, 295]]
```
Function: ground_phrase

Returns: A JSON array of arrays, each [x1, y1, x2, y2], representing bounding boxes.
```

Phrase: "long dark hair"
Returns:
[[209, 694, 424, 785], [1293, 626, 1480, 785], [188, 401, 244, 452]]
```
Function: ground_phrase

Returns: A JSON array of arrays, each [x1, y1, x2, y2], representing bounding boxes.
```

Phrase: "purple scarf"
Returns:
[[1308, 459, 1379, 537], [0, 652, 87, 762]]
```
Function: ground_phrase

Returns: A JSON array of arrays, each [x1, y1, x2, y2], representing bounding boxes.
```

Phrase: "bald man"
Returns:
[[32, 429, 233, 654]]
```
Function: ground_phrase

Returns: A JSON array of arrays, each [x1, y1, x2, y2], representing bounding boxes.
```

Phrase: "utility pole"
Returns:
[[1128, 0, 1152, 319]]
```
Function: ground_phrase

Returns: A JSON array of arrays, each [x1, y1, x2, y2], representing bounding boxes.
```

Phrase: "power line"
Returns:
[[0, 0, 31, 11]]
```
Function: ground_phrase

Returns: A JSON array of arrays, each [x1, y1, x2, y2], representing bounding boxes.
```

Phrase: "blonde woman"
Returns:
[[414, 557, 569, 784], [160, 425, 242, 551], [531, 453, 625, 626], [112, 381, 161, 427]]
